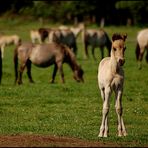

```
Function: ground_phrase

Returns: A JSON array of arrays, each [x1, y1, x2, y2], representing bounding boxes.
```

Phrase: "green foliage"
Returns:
[[116, 1, 148, 24], [0, 18, 147, 146]]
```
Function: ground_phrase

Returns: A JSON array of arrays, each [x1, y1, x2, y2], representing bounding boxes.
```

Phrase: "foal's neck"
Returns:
[[110, 53, 120, 74]]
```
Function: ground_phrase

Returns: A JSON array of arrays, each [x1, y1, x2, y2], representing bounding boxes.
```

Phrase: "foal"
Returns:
[[98, 33, 127, 137]]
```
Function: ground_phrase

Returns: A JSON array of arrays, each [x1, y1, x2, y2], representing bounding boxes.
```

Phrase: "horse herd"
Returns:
[[0, 23, 114, 84], [0, 24, 147, 137]]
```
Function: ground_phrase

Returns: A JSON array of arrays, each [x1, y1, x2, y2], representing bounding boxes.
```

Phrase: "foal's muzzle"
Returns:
[[119, 58, 125, 66]]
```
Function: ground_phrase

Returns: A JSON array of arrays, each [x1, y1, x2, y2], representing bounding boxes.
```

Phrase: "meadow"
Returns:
[[0, 17, 147, 146]]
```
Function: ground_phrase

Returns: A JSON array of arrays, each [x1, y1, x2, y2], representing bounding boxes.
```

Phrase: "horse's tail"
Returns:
[[104, 31, 112, 56], [14, 45, 19, 84], [146, 49, 148, 63], [135, 41, 140, 61]]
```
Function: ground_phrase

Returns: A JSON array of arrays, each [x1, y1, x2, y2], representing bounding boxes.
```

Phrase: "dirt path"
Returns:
[[0, 134, 122, 147]]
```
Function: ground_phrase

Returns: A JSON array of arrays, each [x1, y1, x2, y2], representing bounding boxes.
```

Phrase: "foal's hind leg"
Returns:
[[26, 60, 34, 83], [115, 89, 127, 137]]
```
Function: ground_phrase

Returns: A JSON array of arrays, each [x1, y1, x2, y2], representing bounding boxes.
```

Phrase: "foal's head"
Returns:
[[111, 33, 127, 66]]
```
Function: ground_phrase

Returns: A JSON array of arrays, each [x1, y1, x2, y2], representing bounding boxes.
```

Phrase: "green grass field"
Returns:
[[0, 17, 147, 146]]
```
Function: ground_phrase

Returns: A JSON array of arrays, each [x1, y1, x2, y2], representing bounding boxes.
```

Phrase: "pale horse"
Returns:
[[0, 34, 21, 58], [98, 33, 127, 137], [135, 28, 148, 69]]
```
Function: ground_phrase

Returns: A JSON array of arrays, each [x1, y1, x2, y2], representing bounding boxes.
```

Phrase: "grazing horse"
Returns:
[[135, 28, 148, 69], [14, 42, 84, 84], [0, 35, 21, 58], [83, 28, 111, 60], [98, 33, 127, 137]]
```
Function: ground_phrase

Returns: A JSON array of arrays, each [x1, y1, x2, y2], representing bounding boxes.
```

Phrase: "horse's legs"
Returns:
[[92, 47, 96, 60], [18, 63, 26, 85], [57, 62, 65, 83], [1, 45, 5, 59], [84, 42, 89, 59], [50, 64, 58, 83], [72, 42, 77, 55], [138, 48, 145, 69], [100, 46, 104, 60], [115, 89, 127, 137], [26, 60, 34, 83], [99, 86, 111, 137]]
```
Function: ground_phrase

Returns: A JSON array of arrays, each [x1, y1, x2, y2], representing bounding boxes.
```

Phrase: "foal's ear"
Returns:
[[122, 33, 127, 41]]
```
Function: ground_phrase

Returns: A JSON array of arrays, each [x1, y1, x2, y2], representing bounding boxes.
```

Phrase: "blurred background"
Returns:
[[0, 0, 148, 26]]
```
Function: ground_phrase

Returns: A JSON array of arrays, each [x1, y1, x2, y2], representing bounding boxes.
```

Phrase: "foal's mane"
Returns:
[[112, 33, 127, 41]]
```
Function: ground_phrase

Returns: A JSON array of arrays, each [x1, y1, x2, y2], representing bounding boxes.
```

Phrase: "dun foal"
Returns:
[[98, 33, 127, 137]]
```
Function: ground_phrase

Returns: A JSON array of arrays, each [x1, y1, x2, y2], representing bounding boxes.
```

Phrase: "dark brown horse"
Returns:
[[83, 28, 111, 60], [49, 29, 78, 55], [14, 42, 84, 84]]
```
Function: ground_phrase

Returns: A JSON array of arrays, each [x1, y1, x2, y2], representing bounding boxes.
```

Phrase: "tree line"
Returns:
[[0, 0, 147, 26]]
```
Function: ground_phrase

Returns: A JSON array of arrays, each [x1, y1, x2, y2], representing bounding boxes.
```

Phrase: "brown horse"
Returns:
[[98, 33, 127, 137], [135, 28, 148, 69], [14, 42, 84, 84]]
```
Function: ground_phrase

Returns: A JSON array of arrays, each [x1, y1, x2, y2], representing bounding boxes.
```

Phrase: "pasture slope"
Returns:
[[0, 17, 147, 147]]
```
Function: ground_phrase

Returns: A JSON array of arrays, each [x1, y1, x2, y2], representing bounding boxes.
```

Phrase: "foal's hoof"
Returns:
[[98, 131, 108, 138], [118, 131, 127, 137]]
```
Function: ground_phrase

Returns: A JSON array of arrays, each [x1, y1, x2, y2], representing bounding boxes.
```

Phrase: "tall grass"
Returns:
[[0, 18, 147, 146]]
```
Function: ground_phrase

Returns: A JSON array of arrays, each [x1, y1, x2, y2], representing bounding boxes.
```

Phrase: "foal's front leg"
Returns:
[[50, 64, 58, 83], [115, 89, 127, 137], [99, 86, 111, 137]]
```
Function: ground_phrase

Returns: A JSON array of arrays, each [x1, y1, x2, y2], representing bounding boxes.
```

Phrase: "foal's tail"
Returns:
[[13, 45, 18, 84], [135, 41, 140, 61]]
